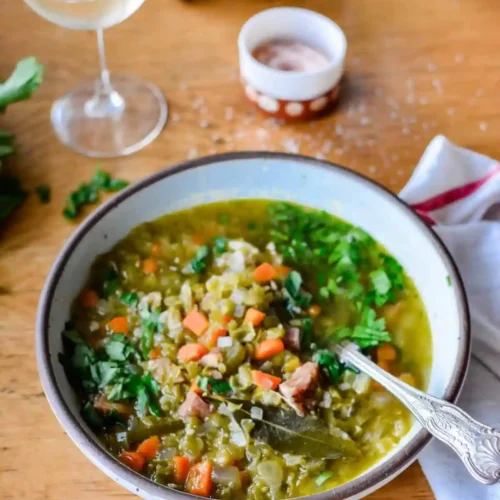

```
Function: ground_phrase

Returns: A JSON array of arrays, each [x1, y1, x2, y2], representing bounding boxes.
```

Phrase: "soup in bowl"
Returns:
[[36, 153, 469, 500]]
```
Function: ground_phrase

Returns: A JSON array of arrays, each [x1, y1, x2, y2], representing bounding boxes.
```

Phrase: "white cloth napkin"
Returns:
[[399, 135, 500, 500]]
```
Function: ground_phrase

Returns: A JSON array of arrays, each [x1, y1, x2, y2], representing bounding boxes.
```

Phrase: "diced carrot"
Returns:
[[192, 234, 205, 245], [254, 339, 285, 360], [178, 343, 209, 363], [186, 460, 213, 497], [143, 258, 158, 274], [136, 436, 160, 459], [244, 308, 266, 326], [183, 310, 209, 336], [377, 343, 397, 362], [120, 451, 146, 472], [253, 263, 278, 282], [378, 360, 392, 373], [151, 243, 161, 256], [275, 265, 292, 277], [399, 372, 416, 387], [173, 456, 191, 483], [81, 289, 99, 308], [149, 346, 162, 360], [204, 328, 228, 349], [190, 379, 203, 395], [221, 315, 232, 324], [308, 304, 322, 318], [372, 360, 392, 391], [108, 316, 129, 334], [251, 370, 282, 390]]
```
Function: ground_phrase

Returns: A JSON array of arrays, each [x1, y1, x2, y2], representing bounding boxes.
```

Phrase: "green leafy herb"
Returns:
[[0, 57, 43, 223], [313, 349, 344, 383], [283, 270, 312, 315], [315, 471, 334, 487], [0, 57, 44, 113], [63, 168, 128, 219], [61, 328, 161, 421], [190, 245, 210, 273], [213, 236, 228, 255], [101, 265, 119, 298], [139, 304, 160, 359], [35, 184, 51, 204], [120, 292, 139, 307], [336, 307, 391, 349], [366, 256, 404, 306], [0, 176, 27, 223], [196, 376, 232, 394], [300, 317, 313, 349], [247, 221, 257, 230], [446, 275, 452, 287]]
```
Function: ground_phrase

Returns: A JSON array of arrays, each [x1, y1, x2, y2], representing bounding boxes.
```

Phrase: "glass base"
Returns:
[[51, 74, 168, 158]]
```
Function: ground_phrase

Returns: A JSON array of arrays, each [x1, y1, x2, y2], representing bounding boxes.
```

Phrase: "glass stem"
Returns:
[[84, 29, 125, 118]]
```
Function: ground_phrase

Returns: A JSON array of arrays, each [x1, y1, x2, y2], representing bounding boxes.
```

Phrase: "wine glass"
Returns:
[[24, 0, 168, 158]]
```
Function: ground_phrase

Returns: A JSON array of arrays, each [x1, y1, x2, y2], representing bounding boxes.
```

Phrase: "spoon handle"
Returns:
[[336, 342, 500, 485]]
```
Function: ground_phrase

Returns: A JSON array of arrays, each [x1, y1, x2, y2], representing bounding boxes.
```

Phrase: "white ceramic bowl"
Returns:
[[36, 153, 470, 500]]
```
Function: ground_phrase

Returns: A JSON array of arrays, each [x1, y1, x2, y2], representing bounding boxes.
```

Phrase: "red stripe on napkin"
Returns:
[[410, 164, 500, 213]]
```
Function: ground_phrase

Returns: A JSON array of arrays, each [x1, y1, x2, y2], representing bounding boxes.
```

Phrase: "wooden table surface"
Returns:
[[1, 0, 499, 498]]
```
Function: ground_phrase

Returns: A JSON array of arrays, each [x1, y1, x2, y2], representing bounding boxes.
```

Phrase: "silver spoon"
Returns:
[[335, 341, 500, 485]]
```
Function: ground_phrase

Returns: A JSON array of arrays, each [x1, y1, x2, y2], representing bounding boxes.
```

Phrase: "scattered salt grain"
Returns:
[[419, 97, 428, 105], [256, 128, 269, 140], [281, 138, 300, 154], [479, 121, 488, 132], [397, 169, 405, 176], [335, 124, 344, 136], [475, 88, 484, 97], [360, 116, 372, 126], [455, 53, 464, 63], [391, 153, 399, 162], [172, 112, 180, 123], [432, 79, 444, 94], [178, 82, 188, 91], [402, 127, 410, 135], [315, 152, 325, 160], [321, 140, 333, 154], [368, 165, 377, 174], [187, 148, 198, 160], [447, 107, 456, 116], [367, 138, 376, 147], [192, 96, 205, 110], [200, 119, 209, 128], [390, 111, 399, 120], [427, 62, 437, 72], [375, 87, 384, 97], [225, 107, 234, 121]]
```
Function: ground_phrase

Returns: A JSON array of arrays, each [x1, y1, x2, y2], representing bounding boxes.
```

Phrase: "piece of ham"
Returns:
[[200, 348, 223, 368], [178, 392, 211, 419], [279, 362, 319, 416], [93, 394, 133, 418], [283, 326, 301, 351]]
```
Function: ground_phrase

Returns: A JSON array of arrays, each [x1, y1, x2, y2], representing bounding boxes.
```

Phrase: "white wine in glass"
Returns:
[[24, 0, 168, 157]]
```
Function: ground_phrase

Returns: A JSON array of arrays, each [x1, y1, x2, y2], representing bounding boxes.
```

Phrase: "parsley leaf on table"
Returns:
[[35, 184, 51, 204]]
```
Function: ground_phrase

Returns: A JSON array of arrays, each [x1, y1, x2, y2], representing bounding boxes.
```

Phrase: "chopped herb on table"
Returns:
[[63, 168, 129, 220], [0, 57, 43, 224], [35, 184, 51, 204]]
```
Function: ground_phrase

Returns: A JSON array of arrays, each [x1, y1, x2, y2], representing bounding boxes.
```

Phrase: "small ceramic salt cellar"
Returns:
[[238, 7, 347, 121]]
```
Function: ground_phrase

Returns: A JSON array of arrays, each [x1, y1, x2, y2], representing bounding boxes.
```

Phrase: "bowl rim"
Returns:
[[36, 152, 471, 500]]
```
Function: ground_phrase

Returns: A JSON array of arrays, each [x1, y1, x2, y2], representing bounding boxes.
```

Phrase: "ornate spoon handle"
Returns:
[[336, 342, 500, 485]]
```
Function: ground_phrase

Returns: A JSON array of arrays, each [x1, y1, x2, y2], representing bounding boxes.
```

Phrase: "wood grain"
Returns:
[[1, 0, 499, 498]]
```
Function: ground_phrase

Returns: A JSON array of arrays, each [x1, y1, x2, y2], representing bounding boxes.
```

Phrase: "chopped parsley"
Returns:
[[35, 184, 51, 203], [190, 245, 210, 273], [218, 213, 231, 224], [213, 236, 228, 255], [60, 327, 161, 425], [101, 264, 120, 298], [446, 275, 452, 287], [196, 376, 231, 394], [139, 304, 160, 359], [313, 349, 344, 383], [315, 471, 334, 487], [63, 168, 129, 219], [283, 270, 312, 316], [120, 292, 139, 307]]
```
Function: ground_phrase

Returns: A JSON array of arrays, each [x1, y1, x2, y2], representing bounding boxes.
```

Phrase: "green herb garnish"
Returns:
[[313, 349, 344, 383], [190, 245, 210, 273], [283, 270, 312, 316], [63, 168, 128, 219], [315, 471, 334, 487], [218, 213, 231, 224], [120, 292, 139, 307], [61, 328, 161, 425], [101, 265, 119, 298], [446, 275, 452, 287], [35, 184, 51, 204], [196, 376, 231, 394], [139, 303, 160, 359], [336, 307, 391, 348], [213, 236, 228, 255]]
